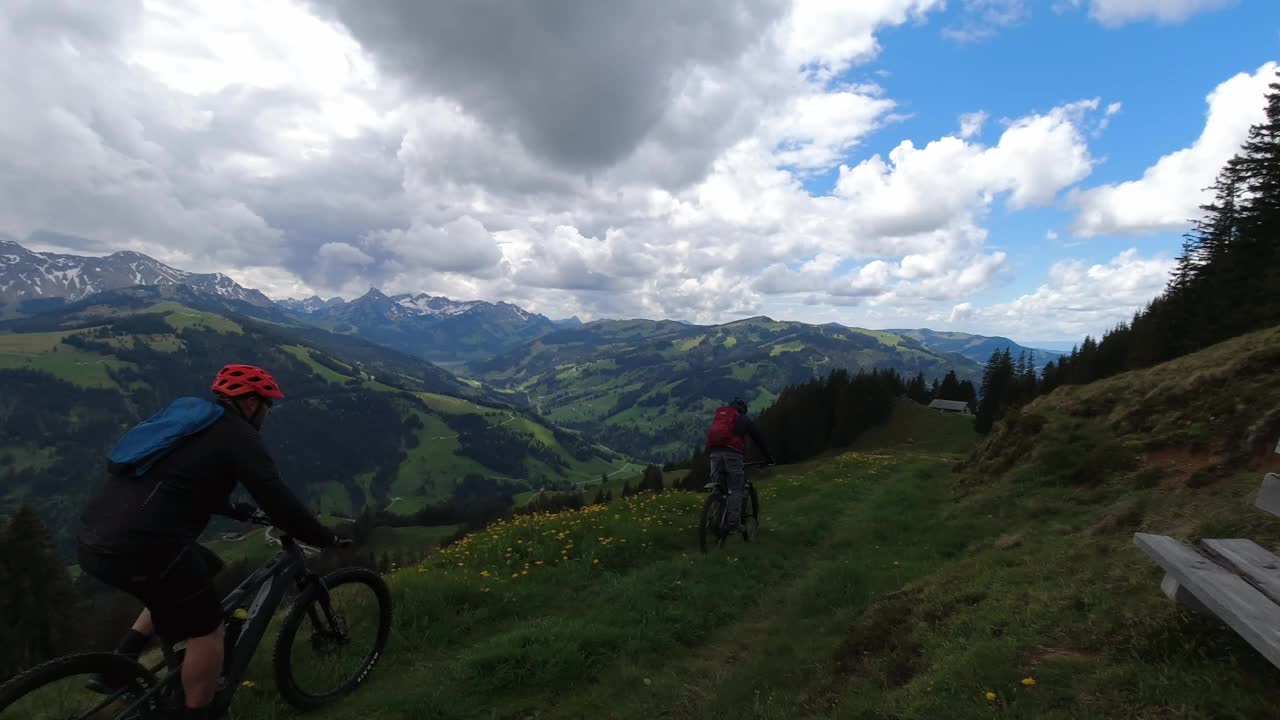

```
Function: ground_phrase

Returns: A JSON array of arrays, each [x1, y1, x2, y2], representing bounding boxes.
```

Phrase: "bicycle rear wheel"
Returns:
[[698, 492, 725, 553], [0, 652, 162, 719], [272, 567, 392, 710]]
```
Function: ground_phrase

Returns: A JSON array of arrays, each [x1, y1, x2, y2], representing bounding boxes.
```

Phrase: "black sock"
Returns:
[[115, 629, 150, 658], [183, 704, 212, 720]]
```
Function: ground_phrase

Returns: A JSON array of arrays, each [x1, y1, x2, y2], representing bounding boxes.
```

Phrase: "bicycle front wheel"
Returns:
[[0, 652, 162, 719], [741, 484, 761, 541], [272, 567, 392, 710]]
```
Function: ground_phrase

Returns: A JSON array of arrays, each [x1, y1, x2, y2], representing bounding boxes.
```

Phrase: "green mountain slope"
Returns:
[[0, 288, 626, 552], [888, 327, 1065, 367], [217, 325, 1280, 719], [469, 316, 979, 459]]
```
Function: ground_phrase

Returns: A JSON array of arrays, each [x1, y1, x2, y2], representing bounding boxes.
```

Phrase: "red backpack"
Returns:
[[705, 406, 744, 450]]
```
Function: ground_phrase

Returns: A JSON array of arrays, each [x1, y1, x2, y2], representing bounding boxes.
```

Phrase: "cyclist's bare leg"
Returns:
[[182, 623, 225, 710], [131, 608, 155, 636]]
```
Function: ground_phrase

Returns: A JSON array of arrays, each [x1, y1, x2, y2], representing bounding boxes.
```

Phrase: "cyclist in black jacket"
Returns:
[[77, 364, 340, 720]]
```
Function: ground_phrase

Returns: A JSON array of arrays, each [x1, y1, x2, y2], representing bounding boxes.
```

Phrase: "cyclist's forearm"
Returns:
[[242, 480, 334, 547]]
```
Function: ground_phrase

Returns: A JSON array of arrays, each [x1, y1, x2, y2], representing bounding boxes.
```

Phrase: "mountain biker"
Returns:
[[705, 398, 775, 536], [76, 364, 343, 720]]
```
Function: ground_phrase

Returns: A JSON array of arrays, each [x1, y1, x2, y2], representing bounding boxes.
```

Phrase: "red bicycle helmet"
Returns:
[[211, 364, 284, 400]]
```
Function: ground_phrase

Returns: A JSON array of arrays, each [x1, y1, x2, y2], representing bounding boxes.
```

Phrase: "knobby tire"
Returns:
[[271, 567, 392, 710]]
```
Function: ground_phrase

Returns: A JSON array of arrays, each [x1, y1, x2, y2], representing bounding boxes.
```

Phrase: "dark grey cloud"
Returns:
[[307, 0, 788, 173]]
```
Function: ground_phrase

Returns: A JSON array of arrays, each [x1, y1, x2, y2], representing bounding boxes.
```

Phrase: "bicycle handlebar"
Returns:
[[229, 506, 351, 552]]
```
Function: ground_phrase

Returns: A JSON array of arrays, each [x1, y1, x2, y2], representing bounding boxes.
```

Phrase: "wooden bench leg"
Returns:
[[1161, 574, 1211, 615]]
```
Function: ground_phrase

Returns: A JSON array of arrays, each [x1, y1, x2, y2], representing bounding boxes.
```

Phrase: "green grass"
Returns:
[[673, 335, 706, 352], [416, 392, 487, 415], [729, 362, 759, 381], [392, 411, 489, 503], [366, 525, 461, 555], [0, 329, 77, 353], [155, 303, 243, 334], [222, 326, 1280, 718], [853, 328, 903, 346], [854, 398, 977, 453], [768, 340, 805, 356], [282, 345, 354, 385], [310, 480, 355, 517], [0, 344, 132, 388], [2, 446, 58, 472]]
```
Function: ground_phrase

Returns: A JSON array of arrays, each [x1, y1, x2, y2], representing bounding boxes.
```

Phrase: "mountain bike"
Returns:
[[0, 509, 392, 719], [699, 460, 771, 553]]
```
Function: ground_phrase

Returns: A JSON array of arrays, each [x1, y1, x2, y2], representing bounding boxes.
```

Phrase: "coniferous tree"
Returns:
[[906, 372, 930, 404], [938, 370, 962, 401], [975, 349, 1015, 435], [1, 506, 77, 678]]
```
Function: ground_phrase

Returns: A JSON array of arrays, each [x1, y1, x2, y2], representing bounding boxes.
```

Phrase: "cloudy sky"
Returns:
[[1, 0, 1276, 343]]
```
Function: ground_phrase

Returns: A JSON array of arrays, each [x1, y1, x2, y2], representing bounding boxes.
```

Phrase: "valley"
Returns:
[[0, 288, 626, 557]]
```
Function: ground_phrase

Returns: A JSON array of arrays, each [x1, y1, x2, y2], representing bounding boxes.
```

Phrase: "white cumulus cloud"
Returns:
[[1071, 62, 1276, 237], [940, 248, 1176, 338]]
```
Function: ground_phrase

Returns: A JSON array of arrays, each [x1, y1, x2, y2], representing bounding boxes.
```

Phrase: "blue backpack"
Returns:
[[107, 397, 225, 477]]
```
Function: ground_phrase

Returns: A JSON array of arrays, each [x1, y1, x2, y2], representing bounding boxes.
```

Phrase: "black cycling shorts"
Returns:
[[78, 543, 226, 642]]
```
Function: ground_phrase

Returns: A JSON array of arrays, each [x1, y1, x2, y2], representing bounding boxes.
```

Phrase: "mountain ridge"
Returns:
[[471, 316, 982, 458], [886, 327, 1065, 368], [0, 237, 273, 310], [0, 289, 625, 554]]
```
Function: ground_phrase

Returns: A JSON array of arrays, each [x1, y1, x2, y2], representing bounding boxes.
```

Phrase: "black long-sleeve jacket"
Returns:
[[79, 410, 334, 552]]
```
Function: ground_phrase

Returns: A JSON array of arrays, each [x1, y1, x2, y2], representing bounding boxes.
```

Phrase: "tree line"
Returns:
[[975, 72, 1280, 433], [671, 367, 908, 490]]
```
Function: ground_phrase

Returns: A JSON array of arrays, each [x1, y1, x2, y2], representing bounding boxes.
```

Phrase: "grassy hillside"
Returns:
[[470, 316, 979, 459], [0, 290, 626, 553], [217, 326, 1280, 719]]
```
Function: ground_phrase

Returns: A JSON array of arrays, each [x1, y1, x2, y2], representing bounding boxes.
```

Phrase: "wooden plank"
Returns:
[[1160, 574, 1210, 615], [1200, 539, 1280, 607], [1255, 473, 1280, 518], [1134, 532, 1280, 669]]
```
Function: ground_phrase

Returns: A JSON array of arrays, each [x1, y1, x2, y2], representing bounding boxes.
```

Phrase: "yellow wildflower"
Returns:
[[985, 692, 996, 702], [241, 681, 256, 689], [1021, 677, 1037, 687]]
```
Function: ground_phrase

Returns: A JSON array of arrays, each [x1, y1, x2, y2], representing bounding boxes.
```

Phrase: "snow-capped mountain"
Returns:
[[282, 290, 533, 323], [277, 295, 347, 314], [0, 238, 273, 308], [0, 236, 558, 364], [284, 288, 556, 363]]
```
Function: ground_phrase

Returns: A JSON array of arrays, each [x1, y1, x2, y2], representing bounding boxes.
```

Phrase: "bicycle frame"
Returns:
[[703, 459, 768, 493], [119, 535, 317, 718]]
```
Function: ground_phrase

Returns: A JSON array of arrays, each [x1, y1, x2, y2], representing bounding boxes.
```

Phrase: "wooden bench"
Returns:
[[1134, 472, 1280, 669]]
